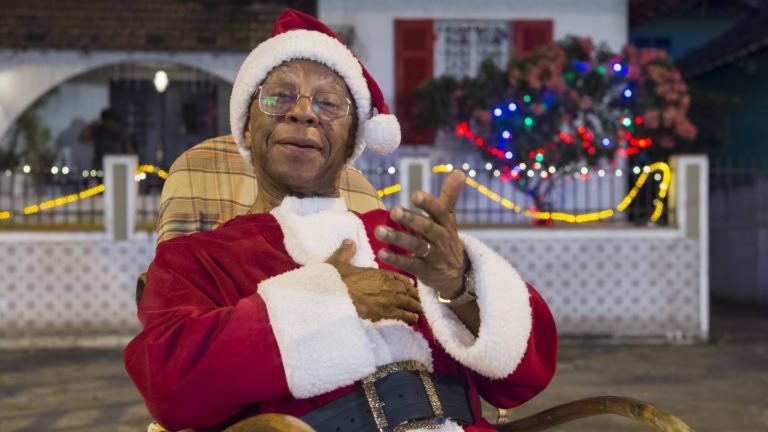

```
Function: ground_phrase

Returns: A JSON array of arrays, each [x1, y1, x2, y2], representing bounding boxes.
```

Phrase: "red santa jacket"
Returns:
[[124, 197, 557, 431]]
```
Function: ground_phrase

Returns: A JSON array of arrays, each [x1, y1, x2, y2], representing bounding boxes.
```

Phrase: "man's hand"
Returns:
[[326, 240, 422, 325], [374, 170, 467, 299]]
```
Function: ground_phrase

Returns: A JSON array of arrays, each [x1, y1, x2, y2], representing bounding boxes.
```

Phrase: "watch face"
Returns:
[[464, 268, 477, 295]]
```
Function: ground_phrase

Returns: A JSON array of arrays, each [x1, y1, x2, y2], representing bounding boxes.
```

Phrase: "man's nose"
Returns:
[[286, 96, 319, 126]]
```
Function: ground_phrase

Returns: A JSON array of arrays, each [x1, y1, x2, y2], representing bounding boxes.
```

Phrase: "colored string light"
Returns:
[[433, 162, 671, 223], [2, 162, 671, 225]]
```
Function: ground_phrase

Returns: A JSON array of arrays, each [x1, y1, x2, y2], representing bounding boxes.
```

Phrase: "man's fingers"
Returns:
[[378, 248, 426, 276], [375, 226, 432, 255], [388, 209, 442, 242], [327, 239, 356, 265], [396, 292, 423, 314], [437, 170, 465, 214], [411, 191, 451, 227], [393, 309, 420, 325]]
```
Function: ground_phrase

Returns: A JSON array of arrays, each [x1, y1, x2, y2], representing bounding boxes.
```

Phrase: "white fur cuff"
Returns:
[[259, 263, 376, 398], [418, 234, 533, 379]]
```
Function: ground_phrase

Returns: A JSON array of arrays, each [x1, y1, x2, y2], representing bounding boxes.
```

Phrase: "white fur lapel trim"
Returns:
[[362, 319, 433, 371], [271, 196, 378, 268], [418, 233, 533, 379], [258, 263, 376, 398]]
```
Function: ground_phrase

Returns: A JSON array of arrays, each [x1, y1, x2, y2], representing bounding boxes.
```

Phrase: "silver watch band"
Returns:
[[436, 265, 477, 307]]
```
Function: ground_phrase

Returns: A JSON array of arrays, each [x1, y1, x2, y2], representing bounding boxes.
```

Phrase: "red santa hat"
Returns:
[[230, 9, 401, 164]]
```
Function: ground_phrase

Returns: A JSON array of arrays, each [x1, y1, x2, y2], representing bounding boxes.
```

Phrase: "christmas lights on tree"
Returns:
[[415, 36, 696, 222]]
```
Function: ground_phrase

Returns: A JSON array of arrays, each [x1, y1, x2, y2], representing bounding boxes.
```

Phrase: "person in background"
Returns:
[[79, 108, 133, 170]]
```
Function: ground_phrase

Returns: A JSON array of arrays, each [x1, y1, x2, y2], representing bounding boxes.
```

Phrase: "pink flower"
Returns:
[[666, 92, 679, 102], [627, 67, 642, 82], [509, 68, 522, 86], [644, 109, 661, 130], [579, 37, 596, 54], [663, 107, 679, 128], [675, 118, 698, 140], [472, 109, 492, 124], [622, 45, 639, 62], [547, 75, 566, 93], [659, 134, 676, 149], [680, 95, 691, 110]]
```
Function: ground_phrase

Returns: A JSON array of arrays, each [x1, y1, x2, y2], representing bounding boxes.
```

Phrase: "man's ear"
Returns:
[[244, 117, 252, 143], [344, 115, 359, 161]]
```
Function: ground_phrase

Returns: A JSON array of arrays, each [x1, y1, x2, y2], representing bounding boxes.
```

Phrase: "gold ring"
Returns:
[[415, 241, 432, 259]]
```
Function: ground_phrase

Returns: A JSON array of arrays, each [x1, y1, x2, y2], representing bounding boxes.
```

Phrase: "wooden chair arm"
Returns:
[[223, 413, 314, 432], [217, 396, 695, 431], [493, 396, 695, 432]]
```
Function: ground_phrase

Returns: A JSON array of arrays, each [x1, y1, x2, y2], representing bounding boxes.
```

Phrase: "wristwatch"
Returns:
[[436, 263, 477, 307]]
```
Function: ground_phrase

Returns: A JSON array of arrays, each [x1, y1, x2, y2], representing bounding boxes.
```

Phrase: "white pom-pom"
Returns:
[[362, 114, 401, 155]]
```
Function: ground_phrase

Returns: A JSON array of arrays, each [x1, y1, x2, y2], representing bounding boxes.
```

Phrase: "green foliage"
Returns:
[[414, 36, 696, 214]]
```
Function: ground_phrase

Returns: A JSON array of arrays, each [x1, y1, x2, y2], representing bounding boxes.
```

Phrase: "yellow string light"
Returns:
[[22, 184, 106, 215], [616, 162, 671, 222], [434, 162, 671, 223], [2, 163, 671, 223], [377, 184, 401, 198], [136, 165, 169, 179], [7, 166, 168, 218]]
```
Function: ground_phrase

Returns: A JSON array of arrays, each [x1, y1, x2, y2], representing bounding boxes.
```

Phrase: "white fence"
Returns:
[[0, 155, 709, 346]]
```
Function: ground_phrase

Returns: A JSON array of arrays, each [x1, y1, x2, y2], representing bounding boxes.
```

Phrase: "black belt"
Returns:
[[301, 361, 475, 432]]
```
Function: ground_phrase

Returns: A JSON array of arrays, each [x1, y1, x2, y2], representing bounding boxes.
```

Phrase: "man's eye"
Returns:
[[316, 96, 341, 108], [318, 100, 339, 108]]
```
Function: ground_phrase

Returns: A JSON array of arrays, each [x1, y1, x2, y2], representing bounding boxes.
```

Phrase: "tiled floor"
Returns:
[[1, 301, 766, 431]]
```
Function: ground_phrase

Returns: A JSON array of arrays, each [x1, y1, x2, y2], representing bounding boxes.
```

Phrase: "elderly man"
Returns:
[[125, 9, 557, 432]]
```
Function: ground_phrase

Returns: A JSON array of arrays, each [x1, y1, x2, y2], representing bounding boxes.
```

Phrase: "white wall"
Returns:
[[319, 0, 629, 110], [0, 49, 246, 142]]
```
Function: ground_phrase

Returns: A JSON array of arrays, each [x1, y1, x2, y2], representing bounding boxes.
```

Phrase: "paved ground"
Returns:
[[1, 300, 766, 432]]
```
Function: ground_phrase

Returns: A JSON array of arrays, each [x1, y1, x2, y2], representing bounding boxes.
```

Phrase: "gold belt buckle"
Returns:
[[361, 360, 446, 432]]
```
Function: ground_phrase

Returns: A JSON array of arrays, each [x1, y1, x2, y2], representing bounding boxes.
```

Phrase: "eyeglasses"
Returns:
[[257, 83, 352, 122]]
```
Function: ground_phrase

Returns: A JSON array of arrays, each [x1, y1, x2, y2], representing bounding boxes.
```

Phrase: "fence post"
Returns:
[[398, 156, 432, 210], [669, 154, 709, 340], [103, 155, 138, 241]]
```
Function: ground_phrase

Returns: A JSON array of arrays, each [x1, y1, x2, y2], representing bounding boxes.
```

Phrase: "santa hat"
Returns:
[[230, 9, 401, 164]]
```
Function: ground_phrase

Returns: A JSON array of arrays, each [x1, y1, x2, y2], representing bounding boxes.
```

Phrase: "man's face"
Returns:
[[244, 59, 356, 197]]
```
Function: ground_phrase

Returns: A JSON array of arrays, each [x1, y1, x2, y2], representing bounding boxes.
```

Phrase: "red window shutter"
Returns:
[[513, 20, 554, 58], [395, 19, 435, 145]]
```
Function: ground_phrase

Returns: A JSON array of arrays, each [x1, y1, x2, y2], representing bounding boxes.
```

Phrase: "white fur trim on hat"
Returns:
[[359, 113, 401, 159], [231, 29, 398, 164]]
